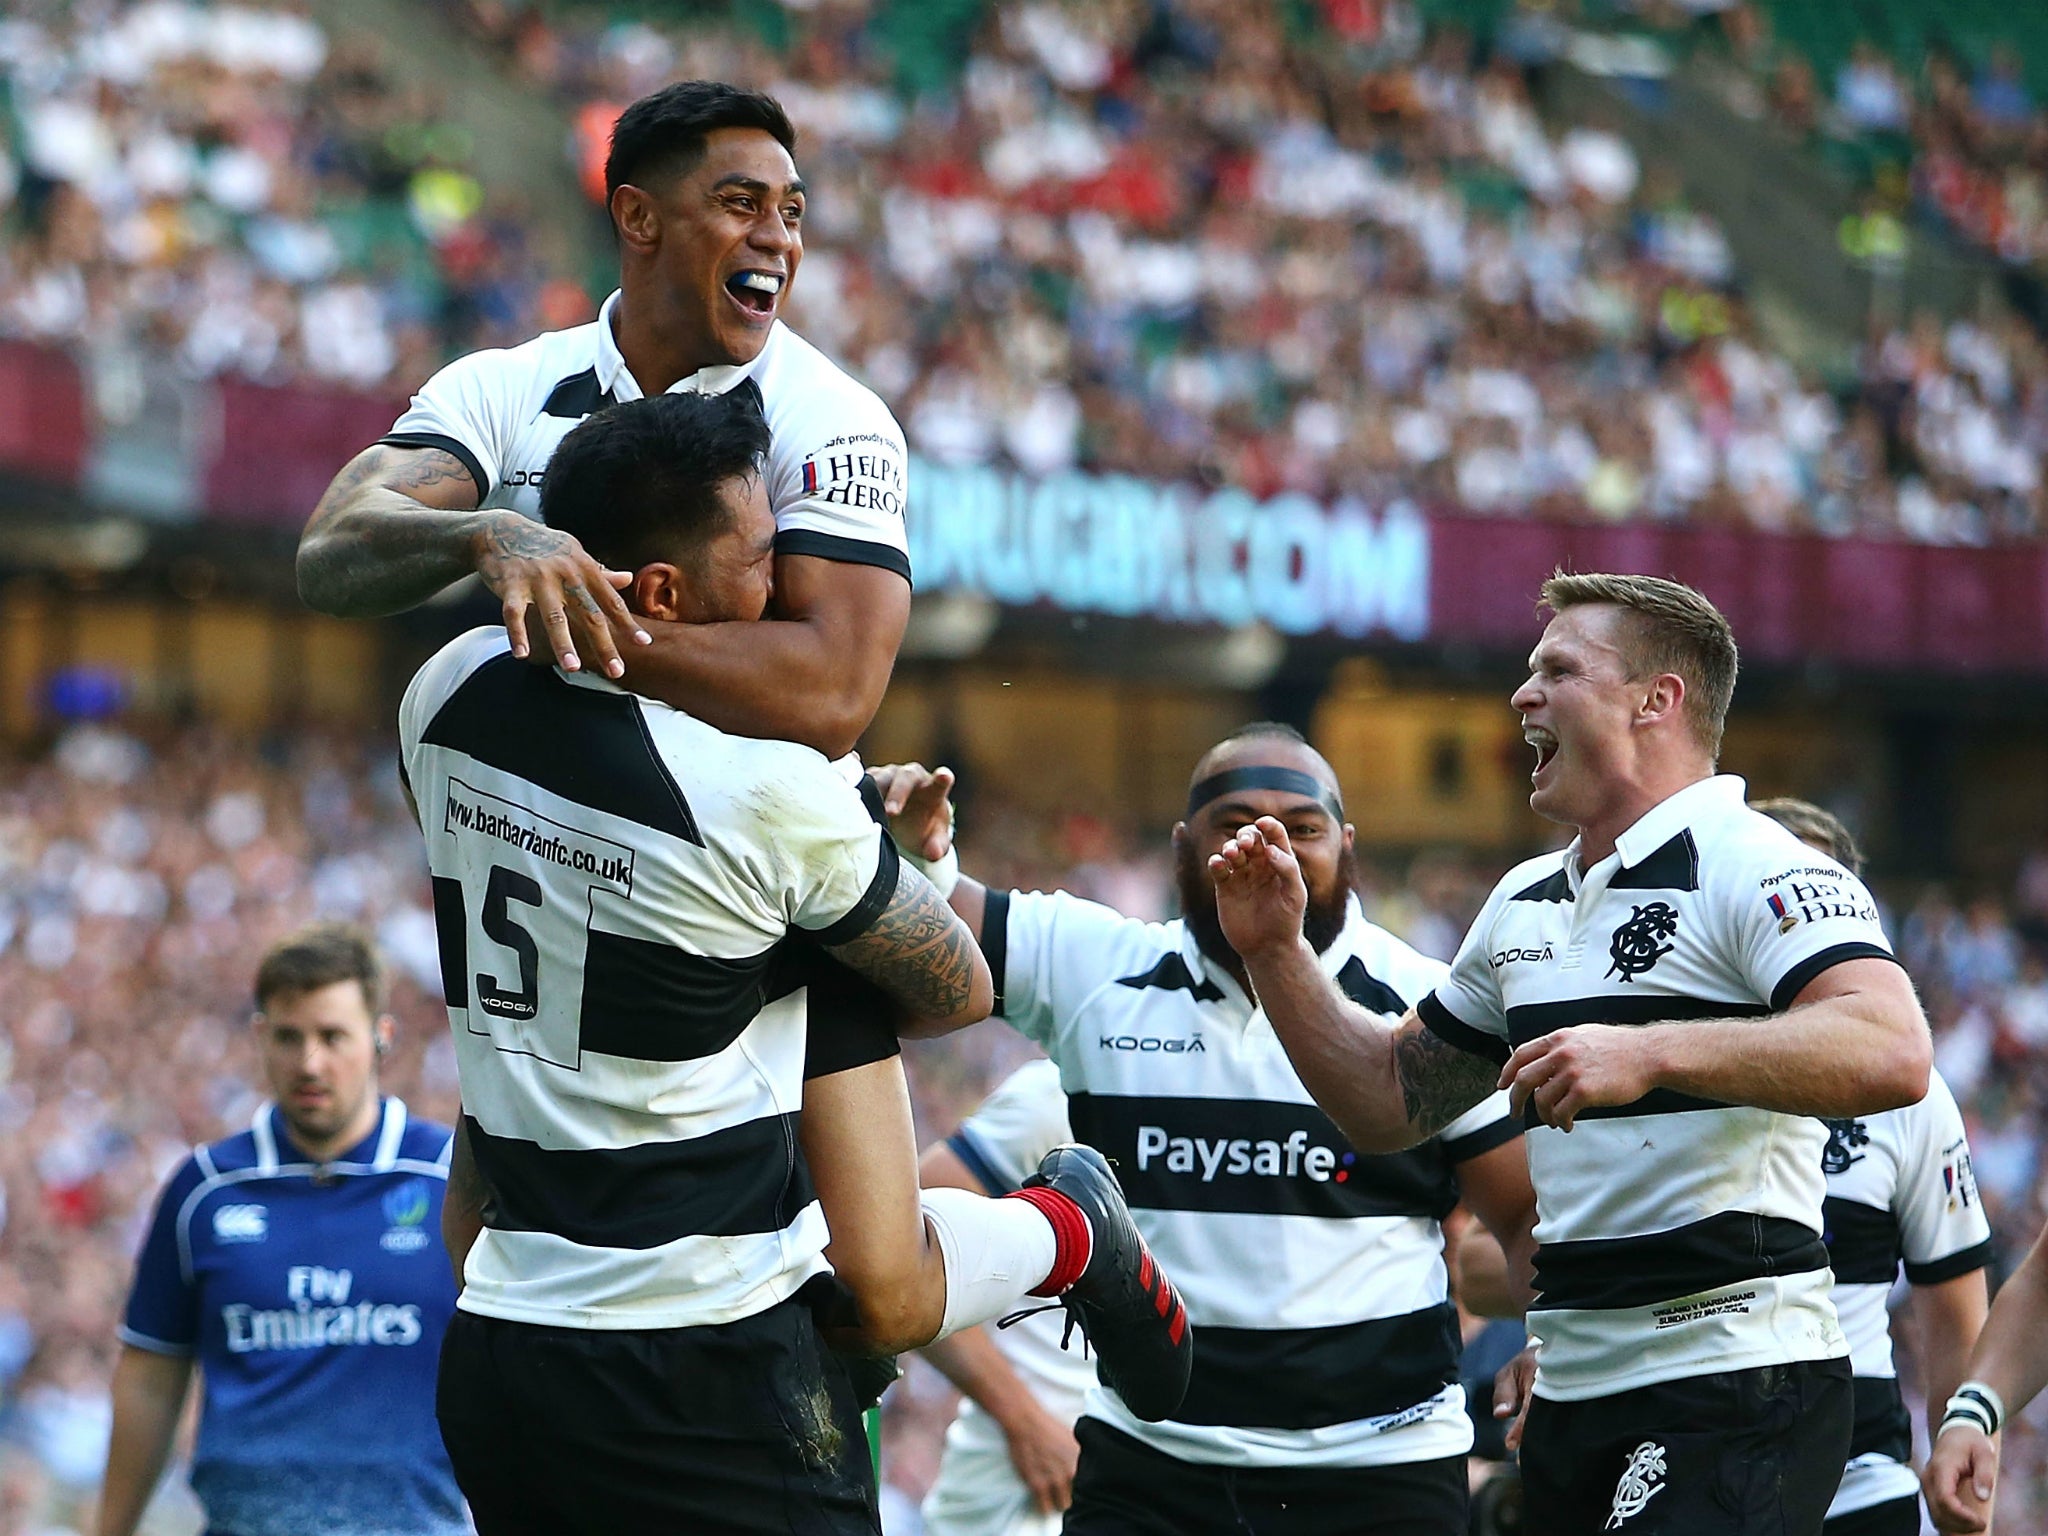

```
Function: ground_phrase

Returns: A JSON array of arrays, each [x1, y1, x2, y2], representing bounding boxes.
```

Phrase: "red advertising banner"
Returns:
[[203, 377, 405, 525], [1424, 514, 2048, 676], [0, 341, 88, 487]]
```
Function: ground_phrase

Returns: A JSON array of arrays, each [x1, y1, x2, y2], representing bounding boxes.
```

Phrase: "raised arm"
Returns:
[[298, 444, 646, 679], [824, 860, 992, 1034], [1208, 818, 1496, 1153], [1498, 958, 1930, 1130], [867, 762, 986, 939]]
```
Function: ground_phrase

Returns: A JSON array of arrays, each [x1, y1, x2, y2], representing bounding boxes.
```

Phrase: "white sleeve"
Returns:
[[1438, 1089, 1523, 1165], [752, 753, 895, 943], [1722, 845, 1898, 1012], [1416, 879, 1515, 1065], [1897, 1071, 1993, 1285], [381, 349, 514, 502], [945, 1059, 1072, 1193], [768, 385, 912, 581], [987, 888, 1136, 1048]]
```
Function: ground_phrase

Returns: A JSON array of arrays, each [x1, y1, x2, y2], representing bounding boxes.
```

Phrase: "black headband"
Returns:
[[1186, 766, 1345, 823]]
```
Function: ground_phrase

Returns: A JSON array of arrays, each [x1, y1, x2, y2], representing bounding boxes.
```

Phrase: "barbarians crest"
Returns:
[[1821, 1118, 1870, 1175], [1606, 902, 1679, 982]]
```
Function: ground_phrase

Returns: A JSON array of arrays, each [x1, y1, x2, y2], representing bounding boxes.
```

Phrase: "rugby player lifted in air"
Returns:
[[404, 391, 1185, 1533], [300, 83, 1190, 1410], [870, 728, 1537, 1536], [1210, 574, 1931, 1535]]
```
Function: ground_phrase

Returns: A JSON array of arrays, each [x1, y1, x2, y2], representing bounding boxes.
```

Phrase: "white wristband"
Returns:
[[902, 844, 960, 900], [1941, 1381, 2006, 1437]]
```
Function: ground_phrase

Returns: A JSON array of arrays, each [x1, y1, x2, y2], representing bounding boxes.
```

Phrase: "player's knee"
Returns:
[[834, 1263, 942, 1353]]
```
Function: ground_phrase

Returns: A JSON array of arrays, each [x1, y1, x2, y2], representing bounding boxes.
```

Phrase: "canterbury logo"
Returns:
[[1605, 1440, 1667, 1527]]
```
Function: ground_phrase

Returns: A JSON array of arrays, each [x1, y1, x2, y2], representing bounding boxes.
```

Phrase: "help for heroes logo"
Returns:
[[1760, 870, 1878, 933]]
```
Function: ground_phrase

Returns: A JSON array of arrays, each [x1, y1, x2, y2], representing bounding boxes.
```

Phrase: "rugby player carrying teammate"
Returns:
[[101, 926, 463, 1536], [1210, 573, 1931, 1535], [871, 729, 1537, 1535], [299, 83, 1189, 1402], [405, 392, 1183, 1532]]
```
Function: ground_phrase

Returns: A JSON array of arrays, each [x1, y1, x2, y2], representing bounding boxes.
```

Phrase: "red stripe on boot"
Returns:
[[1005, 1186, 1093, 1297]]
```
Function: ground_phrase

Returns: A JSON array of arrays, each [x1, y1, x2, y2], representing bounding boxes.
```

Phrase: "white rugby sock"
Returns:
[[919, 1187, 1062, 1342]]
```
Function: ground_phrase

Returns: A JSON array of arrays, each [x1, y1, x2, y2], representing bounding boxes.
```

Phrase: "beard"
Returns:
[[1175, 836, 1359, 971]]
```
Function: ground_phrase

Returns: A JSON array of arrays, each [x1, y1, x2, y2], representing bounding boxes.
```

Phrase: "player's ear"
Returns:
[[1639, 671, 1685, 729], [610, 183, 661, 254], [1170, 821, 1190, 852], [1341, 822, 1356, 853], [374, 1017, 395, 1059], [629, 564, 684, 622]]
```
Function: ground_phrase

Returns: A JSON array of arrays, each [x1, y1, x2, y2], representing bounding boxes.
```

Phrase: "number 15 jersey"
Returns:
[[399, 626, 899, 1330]]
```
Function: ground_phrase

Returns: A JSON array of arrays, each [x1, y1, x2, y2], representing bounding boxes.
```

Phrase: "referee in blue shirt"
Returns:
[[98, 924, 466, 1536]]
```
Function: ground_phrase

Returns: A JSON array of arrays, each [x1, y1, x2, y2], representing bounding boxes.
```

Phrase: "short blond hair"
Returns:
[[1539, 571, 1738, 758]]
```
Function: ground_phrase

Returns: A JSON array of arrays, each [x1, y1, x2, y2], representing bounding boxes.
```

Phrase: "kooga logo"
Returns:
[[1136, 1125, 1348, 1184], [1099, 1034, 1205, 1053]]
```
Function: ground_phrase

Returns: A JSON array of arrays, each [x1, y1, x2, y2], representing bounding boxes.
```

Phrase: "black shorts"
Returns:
[[1519, 1358, 1853, 1535], [437, 1300, 880, 1536], [1822, 1496, 1919, 1536], [1062, 1418, 1468, 1536]]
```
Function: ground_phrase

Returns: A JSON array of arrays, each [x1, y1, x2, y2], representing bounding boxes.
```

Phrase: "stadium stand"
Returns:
[[14, 1, 2048, 1531]]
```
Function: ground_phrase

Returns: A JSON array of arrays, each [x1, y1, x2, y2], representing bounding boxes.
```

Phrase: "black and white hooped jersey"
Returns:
[[381, 292, 910, 581], [1420, 774, 1900, 1402], [990, 890, 1520, 1468], [398, 627, 898, 1330], [1821, 1068, 1990, 1521]]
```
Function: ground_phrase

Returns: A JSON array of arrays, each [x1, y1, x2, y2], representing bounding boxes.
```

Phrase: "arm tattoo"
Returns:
[[826, 864, 981, 1021], [475, 513, 575, 569], [298, 445, 484, 616], [1393, 1026, 1499, 1138]]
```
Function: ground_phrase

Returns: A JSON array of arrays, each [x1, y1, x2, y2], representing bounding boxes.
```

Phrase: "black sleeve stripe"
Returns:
[[804, 830, 901, 947], [1417, 992, 1511, 1066], [983, 890, 1011, 1016], [945, 1128, 1014, 1196], [1441, 1113, 1523, 1164], [377, 432, 488, 502], [1769, 942, 1901, 1014], [1905, 1239, 1994, 1286], [774, 528, 912, 583]]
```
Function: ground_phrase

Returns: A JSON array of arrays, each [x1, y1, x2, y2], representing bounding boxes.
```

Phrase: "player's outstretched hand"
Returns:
[[1492, 1343, 1536, 1453], [868, 763, 956, 861], [1925, 1424, 1999, 1533], [473, 510, 647, 678], [1207, 817, 1308, 960], [1499, 1024, 1659, 1131]]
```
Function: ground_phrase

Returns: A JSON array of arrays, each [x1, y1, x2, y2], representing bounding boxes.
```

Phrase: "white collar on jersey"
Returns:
[[251, 1096, 408, 1176], [1177, 892, 1374, 1003], [1563, 772, 1748, 887], [594, 289, 770, 402]]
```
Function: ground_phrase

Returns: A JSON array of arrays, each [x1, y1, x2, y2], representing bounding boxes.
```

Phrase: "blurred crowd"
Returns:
[[3, 0, 2048, 542], [7, 719, 2048, 1527], [1697, 1, 2048, 275], [0, 0, 586, 393], [465, 0, 2048, 543]]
